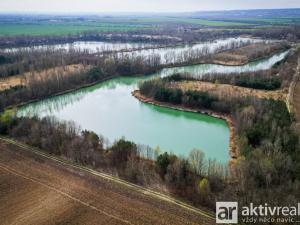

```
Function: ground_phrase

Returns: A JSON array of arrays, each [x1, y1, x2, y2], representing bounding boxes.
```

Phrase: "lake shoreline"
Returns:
[[11, 49, 288, 165], [7, 75, 117, 110], [132, 90, 239, 172], [9, 52, 271, 110]]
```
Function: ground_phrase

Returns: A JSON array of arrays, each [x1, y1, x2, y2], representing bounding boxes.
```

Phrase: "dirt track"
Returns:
[[0, 140, 215, 225]]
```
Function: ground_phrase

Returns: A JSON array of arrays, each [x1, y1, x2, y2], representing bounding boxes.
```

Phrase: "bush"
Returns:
[[82, 130, 103, 150], [165, 73, 184, 82], [235, 76, 281, 90], [86, 67, 104, 82], [0, 55, 12, 65], [184, 90, 217, 108], [198, 67, 288, 90], [110, 139, 137, 167], [0, 109, 16, 134], [156, 152, 177, 178], [198, 178, 210, 194]]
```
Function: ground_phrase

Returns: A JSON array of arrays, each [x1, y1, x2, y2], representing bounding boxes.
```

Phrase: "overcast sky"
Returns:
[[0, 0, 299, 13]]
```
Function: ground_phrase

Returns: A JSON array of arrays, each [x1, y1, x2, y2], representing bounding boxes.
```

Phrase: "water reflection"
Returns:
[[160, 50, 289, 78], [17, 50, 287, 161]]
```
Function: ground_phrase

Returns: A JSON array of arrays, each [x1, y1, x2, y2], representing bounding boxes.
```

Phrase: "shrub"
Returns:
[[235, 77, 281, 90], [184, 90, 216, 108], [86, 67, 104, 82], [156, 152, 177, 178], [198, 178, 210, 194], [110, 139, 137, 167], [82, 130, 102, 149], [0, 109, 16, 134]]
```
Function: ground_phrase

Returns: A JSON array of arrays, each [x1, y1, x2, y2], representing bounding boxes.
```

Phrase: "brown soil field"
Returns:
[[171, 80, 286, 101], [0, 139, 215, 225], [212, 43, 285, 66], [0, 64, 87, 91]]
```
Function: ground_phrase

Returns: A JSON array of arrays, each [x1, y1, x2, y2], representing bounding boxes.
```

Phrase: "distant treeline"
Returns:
[[0, 37, 256, 78], [0, 31, 182, 48], [0, 25, 299, 49]]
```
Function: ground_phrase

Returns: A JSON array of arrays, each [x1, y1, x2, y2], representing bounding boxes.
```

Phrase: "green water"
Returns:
[[18, 51, 288, 162]]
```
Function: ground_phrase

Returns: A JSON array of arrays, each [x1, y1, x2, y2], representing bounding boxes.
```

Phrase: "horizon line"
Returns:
[[0, 7, 300, 15]]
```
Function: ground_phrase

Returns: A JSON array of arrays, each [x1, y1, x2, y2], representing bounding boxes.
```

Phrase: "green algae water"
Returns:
[[17, 51, 288, 162]]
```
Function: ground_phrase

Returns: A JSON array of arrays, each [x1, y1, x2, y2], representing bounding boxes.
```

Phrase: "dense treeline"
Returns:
[[0, 37, 257, 78], [0, 67, 107, 111], [1, 38, 272, 114], [0, 31, 183, 49], [0, 48, 88, 77], [0, 51, 164, 111], [139, 76, 300, 213], [234, 100, 300, 210], [0, 113, 227, 209], [175, 72, 282, 90], [0, 28, 252, 48], [213, 42, 290, 64], [140, 77, 245, 114], [251, 26, 300, 42], [0, 48, 164, 78], [172, 47, 299, 91], [0, 53, 163, 111]]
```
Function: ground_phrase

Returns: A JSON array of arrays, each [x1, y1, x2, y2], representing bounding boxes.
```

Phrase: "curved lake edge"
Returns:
[[132, 90, 238, 164], [10, 51, 286, 110], [13, 50, 289, 164], [8, 75, 118, 110], [125, 47, 290, 73], [99, 41, 287, 62]]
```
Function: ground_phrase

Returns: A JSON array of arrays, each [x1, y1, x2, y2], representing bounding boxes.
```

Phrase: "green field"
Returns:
[[0, 23, 149, 36], [0, 16, 255, 36], [1, 15, 299, 36], [101, 16, 300, 27], [211, 17, 300, 26], [126, 17, 250, 26]]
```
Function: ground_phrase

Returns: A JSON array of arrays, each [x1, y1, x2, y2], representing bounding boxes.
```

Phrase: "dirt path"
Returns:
[[0, 138, 215, 225]]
